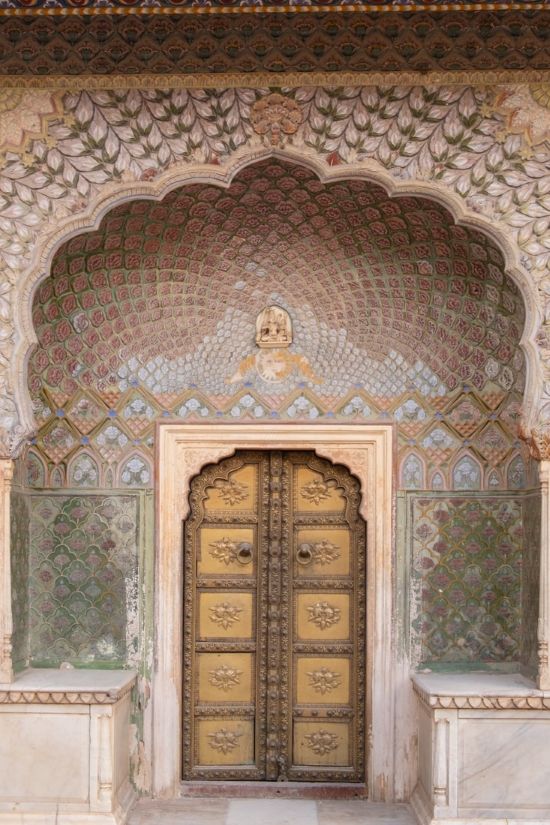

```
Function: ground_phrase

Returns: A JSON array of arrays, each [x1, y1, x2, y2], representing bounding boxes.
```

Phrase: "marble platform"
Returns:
[[411, 672, 550, 825], [0, 668, 136, 825]]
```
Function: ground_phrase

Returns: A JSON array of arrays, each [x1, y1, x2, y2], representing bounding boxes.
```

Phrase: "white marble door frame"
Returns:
[[153, 422, 395, 799]]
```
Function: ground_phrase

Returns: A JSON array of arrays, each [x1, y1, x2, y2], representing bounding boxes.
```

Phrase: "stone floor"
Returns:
[[129, 798, 417, 825]]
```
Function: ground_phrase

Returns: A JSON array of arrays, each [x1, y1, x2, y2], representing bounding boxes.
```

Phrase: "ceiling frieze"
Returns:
[[0, 12, 548, 77]]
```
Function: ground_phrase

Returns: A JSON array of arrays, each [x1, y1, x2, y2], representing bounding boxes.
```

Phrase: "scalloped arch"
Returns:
[[12, 146, 541, 442]]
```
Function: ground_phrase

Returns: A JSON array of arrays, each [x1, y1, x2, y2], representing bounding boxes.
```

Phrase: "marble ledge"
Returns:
[[0, 668, 136, 705], [412, 671, 550, 710]]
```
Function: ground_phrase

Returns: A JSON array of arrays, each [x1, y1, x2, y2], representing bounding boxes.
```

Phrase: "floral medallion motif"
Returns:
[[303, 729, 339, 755], [208, 663, 243, 692], [307, 667, 342, 695], [300, 479, 333, 506], [207, 727, 242, 754], [307, 601, 341, 630], [209, 538, 253, 565], [250, 93, 302, 146], [209, 601, 243, 630], [309, 540, 340, 566], [215, 478, 248, 506]]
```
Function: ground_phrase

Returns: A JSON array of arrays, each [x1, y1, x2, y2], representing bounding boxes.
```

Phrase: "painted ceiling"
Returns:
[[27, 158, 527, 493], [31, 159, 524, 403], [0, 11, 547, 75]]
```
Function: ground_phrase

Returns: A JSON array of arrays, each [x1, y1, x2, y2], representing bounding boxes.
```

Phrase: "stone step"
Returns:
[[129, 797, 417, 825]]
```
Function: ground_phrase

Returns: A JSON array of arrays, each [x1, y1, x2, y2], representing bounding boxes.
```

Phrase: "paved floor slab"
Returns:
[[129, 797, 417, 825]]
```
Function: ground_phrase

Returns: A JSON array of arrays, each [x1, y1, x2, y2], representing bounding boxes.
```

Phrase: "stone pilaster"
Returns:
[[0, 458, 14, 684], [538, 460, 550, 690]]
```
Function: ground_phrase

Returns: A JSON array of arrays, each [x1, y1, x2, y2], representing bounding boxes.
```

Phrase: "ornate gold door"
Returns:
[[182, 451, 366, 783]]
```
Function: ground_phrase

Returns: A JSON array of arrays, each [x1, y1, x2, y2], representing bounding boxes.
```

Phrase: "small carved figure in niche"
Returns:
[[256, 305, 292, 349]]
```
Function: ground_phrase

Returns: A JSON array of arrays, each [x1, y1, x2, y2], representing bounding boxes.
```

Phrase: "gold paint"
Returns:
[[295, 528, 350, 575], [199, 592, 254, 639], [296, 657, 350, 703], [294, 722, 350, 767], [198, 527, 255, 575], [208, 663, 243, 692], [297, 593, 350, 640], [197, 720, 254, 766], [205, 465, 256, 511], [184, 450, 365, 780], [295, 468, 345, 513], [198, 653, 253, 703], [307, 601, 342, 630]]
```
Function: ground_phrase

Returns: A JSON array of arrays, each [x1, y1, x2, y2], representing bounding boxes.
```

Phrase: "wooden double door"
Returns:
[[182, 450, 366, 783]]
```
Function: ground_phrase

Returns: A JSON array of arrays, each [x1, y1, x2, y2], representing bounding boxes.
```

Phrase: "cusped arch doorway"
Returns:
[[182, 450, 367, 784]]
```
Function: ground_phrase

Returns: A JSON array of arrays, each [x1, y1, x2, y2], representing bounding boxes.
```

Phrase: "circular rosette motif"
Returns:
[[250, 93, 302, 146]]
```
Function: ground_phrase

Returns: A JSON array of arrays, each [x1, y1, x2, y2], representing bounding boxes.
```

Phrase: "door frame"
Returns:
[[153, 423, 394, 799]]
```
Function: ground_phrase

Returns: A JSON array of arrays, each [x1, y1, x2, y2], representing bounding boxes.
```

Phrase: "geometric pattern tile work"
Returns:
[[0, 13, 548, 76], [410, 495, 523, 664], [28, 493, 139, 666], [27, 159, 527, 492], [521, 492, 541, 675], [10, 492, 30, 671]]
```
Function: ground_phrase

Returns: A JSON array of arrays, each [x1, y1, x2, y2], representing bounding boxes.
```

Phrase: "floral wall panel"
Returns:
[[522, 491, 541, 675], [10, 491, 30, 672], [28, 493, 140, 666], [410, 494, 525, 665]]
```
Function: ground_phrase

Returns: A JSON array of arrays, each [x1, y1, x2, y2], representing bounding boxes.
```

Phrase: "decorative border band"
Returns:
[[1, 69, 549, 90], [0, 681, 135, 705], [413, 683, 550, 711], [0, 3, 544, 15]]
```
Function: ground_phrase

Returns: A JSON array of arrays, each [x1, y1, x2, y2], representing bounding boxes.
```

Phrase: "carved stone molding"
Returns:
[[413, 683, 550, 711], [155, 422, 394, 798], [0, 459, 14, 684], [0, 686, 133, 705]]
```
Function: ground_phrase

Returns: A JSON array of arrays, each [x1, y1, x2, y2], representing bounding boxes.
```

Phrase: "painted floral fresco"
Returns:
[[0, 84, 549, 457], [28, 493, 139, 666], [26, 159, 529, 492], [410, 495, 527, 664]]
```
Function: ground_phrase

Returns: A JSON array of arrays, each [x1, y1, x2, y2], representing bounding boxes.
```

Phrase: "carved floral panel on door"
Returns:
[[26, 159, 529, 494]]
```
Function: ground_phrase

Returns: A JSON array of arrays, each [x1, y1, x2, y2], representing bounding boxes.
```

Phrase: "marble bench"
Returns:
[[0, 668, 137, 824], [411, 671, 550, 825]]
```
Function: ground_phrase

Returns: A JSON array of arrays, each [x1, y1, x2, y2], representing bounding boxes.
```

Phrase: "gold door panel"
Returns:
[[197, 653, 254, 703], [197, 719, 255, 766], [293, 722, 351, 767], [203, 464, 258, 513], [294, 528, 350, 576], [295, 468, 346, 514], [183, 451, 366, 784], [296, 593, 351, 641], [198, 527, 256, 576], [295, 657, 351, 705], [198, 592, 254, 640]]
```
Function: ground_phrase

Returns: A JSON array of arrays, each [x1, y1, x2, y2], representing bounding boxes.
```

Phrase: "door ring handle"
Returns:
[[296, 543, 313, 565], [237, 542, 253, 564]]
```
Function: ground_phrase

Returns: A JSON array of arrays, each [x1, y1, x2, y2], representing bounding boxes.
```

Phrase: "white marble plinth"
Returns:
[[0, 669, 137, 825], [411, 672, 550, 825]]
